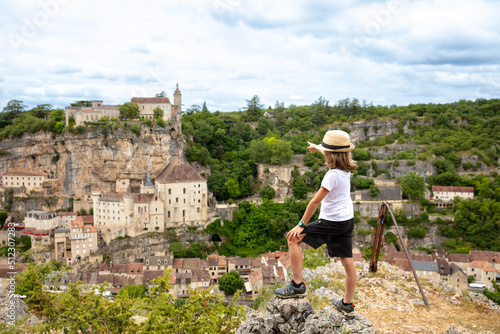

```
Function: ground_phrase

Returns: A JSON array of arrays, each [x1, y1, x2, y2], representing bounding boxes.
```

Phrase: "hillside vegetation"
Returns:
[[1, 97, 499, 255], [182, 97, 500, 254]]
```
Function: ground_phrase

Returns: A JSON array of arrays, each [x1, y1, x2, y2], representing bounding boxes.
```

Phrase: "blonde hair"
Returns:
[[324, 151, 357, 172]]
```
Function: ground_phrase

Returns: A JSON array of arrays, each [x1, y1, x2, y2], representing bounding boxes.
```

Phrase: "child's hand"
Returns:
[[307, 142, 318, 154], [287, 225, 304, 240]]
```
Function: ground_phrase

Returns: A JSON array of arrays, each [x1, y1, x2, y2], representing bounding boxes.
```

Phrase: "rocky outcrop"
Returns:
[[0, 126, 185, 201], [237, 297, 375, 334]]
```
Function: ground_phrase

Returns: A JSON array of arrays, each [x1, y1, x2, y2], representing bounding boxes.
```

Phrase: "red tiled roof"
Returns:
[[183, 258, 202, 269], [3, 169, 48, 177], [249, 269, 263, 285], [131, 97, 171, 104], [432, 186, 474, 193], [448, 253, 470, 262], [82, 215, 94, 224], [156, 162, 205, 183], [173, 258, 183, 268], [436, 258, 451, 275], [143, 270, 166, 285], [469, 250, 500, 263], [468, 261, 488, 269], [99, 260, 111, 272]]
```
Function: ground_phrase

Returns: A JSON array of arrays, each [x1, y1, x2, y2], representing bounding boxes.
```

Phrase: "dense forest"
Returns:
[[0, 96, 499, 255]]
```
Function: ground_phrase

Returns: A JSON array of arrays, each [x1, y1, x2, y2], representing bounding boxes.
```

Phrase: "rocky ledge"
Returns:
[[237, 296, 375, 334]]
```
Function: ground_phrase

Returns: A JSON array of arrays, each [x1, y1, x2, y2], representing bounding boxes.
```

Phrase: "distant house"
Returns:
[[65, 100, 120, 126], [448, 263, 468, 290], [2, 169, 48, 192], [263, 111, 274, 118], [467, 261, 499, 289], [70, 217, 98, 260], [57, 211, 77, 229], [207, 255, 228, 284], [412, 260, 439, 279], [227, 257, 252, 280], [431, 186, 474, 201]]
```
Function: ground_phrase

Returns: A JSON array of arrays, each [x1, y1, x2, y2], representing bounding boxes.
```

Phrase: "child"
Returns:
[[275, 130, 358, 313]]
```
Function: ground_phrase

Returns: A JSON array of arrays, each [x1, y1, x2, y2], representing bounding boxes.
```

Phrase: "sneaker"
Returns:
[[332, 299, 355, 313], [274, 281, 307, 298]]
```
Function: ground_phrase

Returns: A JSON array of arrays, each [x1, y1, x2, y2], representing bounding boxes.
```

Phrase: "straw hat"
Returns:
[[307, 130, 355, 152]]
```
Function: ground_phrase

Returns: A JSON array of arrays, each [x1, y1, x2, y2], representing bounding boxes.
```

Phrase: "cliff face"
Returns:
[[0, 125, 185, 201]]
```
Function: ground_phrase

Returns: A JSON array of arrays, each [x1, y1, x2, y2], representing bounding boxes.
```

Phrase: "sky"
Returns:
[[1, 0, 499, 112]]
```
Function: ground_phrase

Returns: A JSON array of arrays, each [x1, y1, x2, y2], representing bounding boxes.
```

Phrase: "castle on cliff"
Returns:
[[64, 84, 182, 126]]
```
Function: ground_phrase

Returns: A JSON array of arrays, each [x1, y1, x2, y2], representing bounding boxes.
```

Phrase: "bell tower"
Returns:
[[173, 83, 182, 121]]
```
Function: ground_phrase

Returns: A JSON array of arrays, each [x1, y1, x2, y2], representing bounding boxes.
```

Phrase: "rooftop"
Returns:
[[432, 186, 474, 193], [3, 169, 48, 177], [131, 97, 171, 104], [156, 162, 205, 184]]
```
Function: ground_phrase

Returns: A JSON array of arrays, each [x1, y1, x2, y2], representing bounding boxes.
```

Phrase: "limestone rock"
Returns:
[[0, 298, 30, 323], [237, 297, 375, 334]]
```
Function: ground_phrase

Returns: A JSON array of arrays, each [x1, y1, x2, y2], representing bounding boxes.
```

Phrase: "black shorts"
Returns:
[[300, 218, 355, 258]]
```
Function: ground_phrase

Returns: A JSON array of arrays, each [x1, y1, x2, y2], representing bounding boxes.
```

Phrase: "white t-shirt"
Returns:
[[319, 169, 353, 221]]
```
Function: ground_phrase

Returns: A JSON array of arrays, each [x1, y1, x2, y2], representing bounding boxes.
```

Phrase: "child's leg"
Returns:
[[340, 257, 356, 303], [288, 234, 305, 284]]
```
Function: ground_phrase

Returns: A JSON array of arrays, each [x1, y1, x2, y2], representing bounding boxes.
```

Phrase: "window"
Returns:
[[183, 210, 185, 217], [168, 189, 171, 195], [168, 211, 170, 218], [176, 198, 178, 203]]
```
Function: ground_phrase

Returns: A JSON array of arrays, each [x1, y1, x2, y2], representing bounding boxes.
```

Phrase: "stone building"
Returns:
[[431, 186, 474, 201], [24, 210, 58, 230], [448, 263, 468, 290], [92, 160, 208, 243], [70, 216, 98, 260], [131, 84, 182, 121], [2, 168, 48, 192], [57, 212, 77, 229], [155, 162, 208, 228], [467, 261, 499, 289], [64, 100, 120, 126]]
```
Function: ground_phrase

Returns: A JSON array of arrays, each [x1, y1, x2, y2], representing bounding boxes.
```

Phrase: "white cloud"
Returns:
[[0, 0, 499, 112]]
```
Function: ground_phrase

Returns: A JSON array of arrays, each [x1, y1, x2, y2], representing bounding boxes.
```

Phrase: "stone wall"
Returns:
[[353, 201, 421, 219], [352, 185, 402, 201]]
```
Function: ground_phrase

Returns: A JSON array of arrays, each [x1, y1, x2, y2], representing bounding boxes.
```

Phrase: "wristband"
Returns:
[[298, 221, 307, 228]]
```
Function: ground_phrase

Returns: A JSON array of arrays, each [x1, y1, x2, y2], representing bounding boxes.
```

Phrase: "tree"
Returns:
[[117, 284, 146, 299], [29, 104, 52, 119], [292, 179, 308, 200], [244, 95, 264, 121], [260, 185, 276, 200], [70, 100, 91, 107], [225, 179, 241, 199], [0, 211, 7, 228], [369, 185, 380, 197], [119, 102, 140, 120], [218, 270, 244, 295], [400, 171, 425, 200], [153, 107, 164, 120], [1, 100, 27, 128], [156, 91, 167, 97], [202, 101, 209, 113]]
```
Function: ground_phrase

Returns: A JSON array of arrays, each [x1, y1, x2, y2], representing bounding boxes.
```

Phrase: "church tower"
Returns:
[[173, 83, 182, 121]]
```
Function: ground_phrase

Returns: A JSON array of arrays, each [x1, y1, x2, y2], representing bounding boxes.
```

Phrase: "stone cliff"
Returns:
[[0, 125, 185, 206]]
